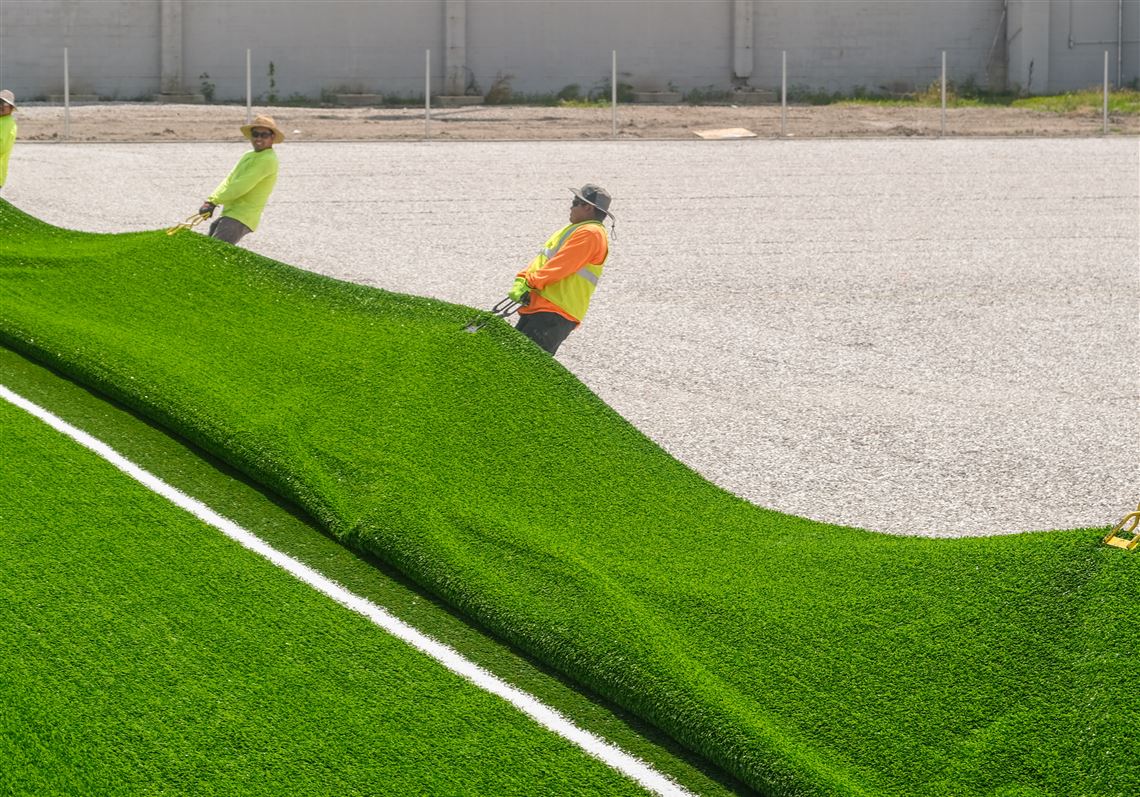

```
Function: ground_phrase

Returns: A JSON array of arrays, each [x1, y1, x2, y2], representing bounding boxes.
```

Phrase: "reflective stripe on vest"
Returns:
[[538, 221, 604, 287], [543, 223, 586, 259], [525, 221, 608, 322]]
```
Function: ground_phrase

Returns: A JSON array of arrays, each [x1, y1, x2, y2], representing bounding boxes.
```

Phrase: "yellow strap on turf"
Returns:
[[1104, 503, 1140, 550], [165, 212, 211, 236]]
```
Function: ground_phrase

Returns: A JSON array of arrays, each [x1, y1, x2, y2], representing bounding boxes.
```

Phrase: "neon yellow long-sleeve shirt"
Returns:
[[208, 147, 278, 232], [0, 116, 16, 187]]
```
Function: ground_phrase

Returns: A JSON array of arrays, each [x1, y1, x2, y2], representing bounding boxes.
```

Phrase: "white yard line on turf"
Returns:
[[0, 384, 694, 797]]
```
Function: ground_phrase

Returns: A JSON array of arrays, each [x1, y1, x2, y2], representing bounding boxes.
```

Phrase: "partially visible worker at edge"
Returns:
[[0, 90, 17, 194], [507, 184, 615, 355], [197, 114, 283, 245]]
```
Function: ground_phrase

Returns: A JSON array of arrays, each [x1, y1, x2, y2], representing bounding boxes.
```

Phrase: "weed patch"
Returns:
[[1014, 88, 1140, 114]]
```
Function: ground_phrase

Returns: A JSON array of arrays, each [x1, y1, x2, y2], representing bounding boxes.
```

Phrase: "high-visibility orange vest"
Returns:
[[523, 221, 608, 322]]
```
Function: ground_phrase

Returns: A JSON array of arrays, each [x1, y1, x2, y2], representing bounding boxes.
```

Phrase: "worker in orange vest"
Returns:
[[508, 184, 614, 355]]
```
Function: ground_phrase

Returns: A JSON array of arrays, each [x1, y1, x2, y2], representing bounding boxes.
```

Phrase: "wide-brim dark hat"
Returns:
[[569, 184, 615, 219]]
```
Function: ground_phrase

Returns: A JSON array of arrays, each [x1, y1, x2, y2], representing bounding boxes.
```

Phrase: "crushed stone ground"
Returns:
[[4, 109, 1137, 536]]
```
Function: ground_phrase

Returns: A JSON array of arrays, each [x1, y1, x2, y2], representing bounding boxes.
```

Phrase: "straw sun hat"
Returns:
[[0, 89, 16, 109], [240, 114, 284, 144]]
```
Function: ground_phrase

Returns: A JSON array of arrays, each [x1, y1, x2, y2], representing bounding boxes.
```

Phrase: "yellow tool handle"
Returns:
[[165, 212, 211, 236]]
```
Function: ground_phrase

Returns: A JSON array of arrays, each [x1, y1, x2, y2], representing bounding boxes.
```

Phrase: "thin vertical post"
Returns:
[[1118, 0, 1124, 88], [1103, 50, 1110, 134], [425, 49, 431, 139], [245, 49, 252, 124], [940, 50, 947, 137], [64, 47, 70, 140], [611, 50, 617, 139], [780, 50, 787, 137]]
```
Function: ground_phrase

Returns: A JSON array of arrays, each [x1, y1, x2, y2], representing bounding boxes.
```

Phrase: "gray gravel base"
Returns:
[[5, 139, 1137, 536]]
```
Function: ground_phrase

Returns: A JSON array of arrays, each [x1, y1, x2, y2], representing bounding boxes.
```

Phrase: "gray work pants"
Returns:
[[515, 311, 578, 355], [208, 216, 252, 245]]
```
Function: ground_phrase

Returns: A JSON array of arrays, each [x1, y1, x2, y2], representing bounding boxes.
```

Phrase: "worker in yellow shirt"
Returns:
[[197, 114, 283, 245], [0, 90, 17, 194], [508, 184, 614, 355]]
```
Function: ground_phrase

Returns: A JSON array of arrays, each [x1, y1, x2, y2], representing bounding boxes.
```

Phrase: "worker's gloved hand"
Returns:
[[198, 202, 216, 218], [507, 277, 530, 303]]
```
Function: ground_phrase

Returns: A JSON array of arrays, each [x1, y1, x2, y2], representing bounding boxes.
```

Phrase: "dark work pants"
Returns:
[[208, 216, 252, 245], [515, 311, 578, 355]]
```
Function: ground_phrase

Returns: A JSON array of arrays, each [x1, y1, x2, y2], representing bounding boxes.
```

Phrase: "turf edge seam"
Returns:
[[0, 383, 695, 797]]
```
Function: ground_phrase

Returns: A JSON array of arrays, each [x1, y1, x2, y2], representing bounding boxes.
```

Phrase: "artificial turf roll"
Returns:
[[3, 199, 1136, 796]]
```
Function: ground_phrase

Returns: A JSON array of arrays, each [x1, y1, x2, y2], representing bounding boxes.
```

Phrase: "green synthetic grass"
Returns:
[[0, 344, 749, 797], [2, 199, 1137, 796], [0, 400, 654, 796]]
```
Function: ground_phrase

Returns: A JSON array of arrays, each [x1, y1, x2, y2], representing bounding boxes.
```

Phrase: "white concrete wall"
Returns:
[[1009, 0, 1139, 93], [0, 0, 161, 99], [1045, 0, 1140, 91], [466, 0, 731, 96], [755, 0, 1007, 94], [1008, 0, 1051, 94], [181, 1, 442, 101], [1, 0, 1137, 102]]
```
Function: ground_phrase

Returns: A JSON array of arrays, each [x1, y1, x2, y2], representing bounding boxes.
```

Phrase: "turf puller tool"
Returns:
[[463, 296, 524, 333], [165, 211, 211, 236], [1104, 502, 1140, 551]]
